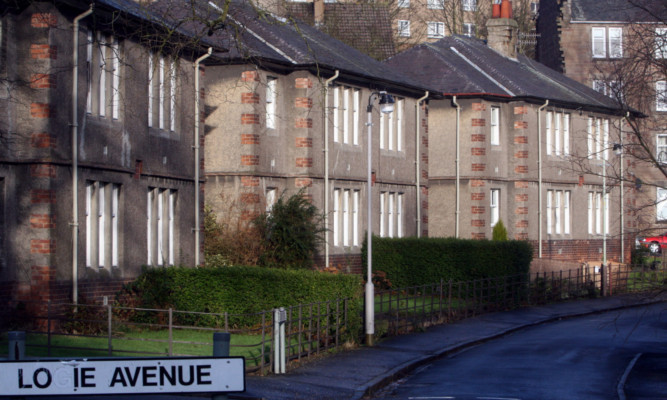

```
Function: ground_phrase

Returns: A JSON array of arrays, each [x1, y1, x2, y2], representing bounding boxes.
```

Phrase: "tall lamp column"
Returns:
[[365, 91, 394, 346]]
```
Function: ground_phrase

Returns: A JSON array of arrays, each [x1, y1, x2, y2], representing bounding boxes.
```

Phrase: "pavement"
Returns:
[[233, 293, 666, 400]]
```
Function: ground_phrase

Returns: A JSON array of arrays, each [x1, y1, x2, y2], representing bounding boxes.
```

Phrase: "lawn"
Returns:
[[0, 329, 269, 367]]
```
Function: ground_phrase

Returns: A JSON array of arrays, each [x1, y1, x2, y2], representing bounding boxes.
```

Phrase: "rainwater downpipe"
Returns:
[[323, 70, 339, 268], [71, 5, 94, 305], [193, 47, 212, 267], [620, 111, 629, 263], [415, 91, 428, 237], [452, 96, 461, 238], [537, 100, 549, 258]]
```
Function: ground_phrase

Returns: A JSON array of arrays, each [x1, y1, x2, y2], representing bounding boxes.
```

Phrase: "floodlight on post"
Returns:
[[365, 90, 394, 347]]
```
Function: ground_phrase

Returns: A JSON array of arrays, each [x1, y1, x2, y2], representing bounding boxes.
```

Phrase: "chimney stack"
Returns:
[[486, 0, 518, 58], [314, 0, 324, 26]]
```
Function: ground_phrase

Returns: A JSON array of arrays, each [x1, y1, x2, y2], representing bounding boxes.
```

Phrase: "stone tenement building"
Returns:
[[0, 0, 221, 304], [387, 5, 639, 267]]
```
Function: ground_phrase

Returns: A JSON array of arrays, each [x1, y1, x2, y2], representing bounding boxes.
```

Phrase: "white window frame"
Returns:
[[380, 112, 386, 149], [158, 55, 165, 130], [657, 134, 667, 163], [380, 192, 386, 237], [592, 27, 606, 58], [554, 191, 562, 234], [169, 60, 176, 131], [427, 0, 444, 9], [608, 27, 623, 58], [588, 192, 594, 234], [657, 81, 667, 112], [546, 190, 553, 235], [333, 86, 340, 142], [398, 0, 410, 8], [353, 89, 360, 145], [343, 87, 350, 144], [554, 112, 561, 156], [490, 106, 500, 146], [595, 118, 602, 159], [546, 111, 552, 155], [86, 181, 120, 269], [110, 37, 120, 120], [86, 29, 93, 114], [353, 191, 359, 245], [587, 117, 594, 159], [397, 194, 403, 238], [266, 188, 277, 213], [490, 189, 500, 227], [266, 76, 277, 130], [148, 188, 177, 266], [463, 23, 475, 37], [564, 191, 571, 234], [343, 190, 350, 246], [427, 22, 445, 38], [396, 99, 403, 151], [148, 51, 154, 127], [563, 113, 570, 155], [98, 32, 107, 118], [656, 28, 667, 59], [595, 192, 602, 234], [398, 20, 411, 37], [388, 194, 394, 237], [657, 188, 667, 221], [333, 189, 340, 246], [462, 0, 477, 12]]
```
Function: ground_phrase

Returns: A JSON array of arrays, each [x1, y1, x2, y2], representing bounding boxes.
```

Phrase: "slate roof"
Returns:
[[569, 0, 667, 23], [148, 0, 430, 96], [47, 0, 223, 52], [385, 35, 630, 115]]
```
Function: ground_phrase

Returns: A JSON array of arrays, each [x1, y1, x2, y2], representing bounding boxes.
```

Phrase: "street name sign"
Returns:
[[0, 357, 245, 396]]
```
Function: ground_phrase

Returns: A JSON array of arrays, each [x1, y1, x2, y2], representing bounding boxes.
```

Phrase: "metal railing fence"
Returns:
[[1, 263, 664, 374]]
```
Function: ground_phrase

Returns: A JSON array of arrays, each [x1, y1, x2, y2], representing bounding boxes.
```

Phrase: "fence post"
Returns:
[[213, 332, 231, 400], [273, 307, 286, 374], [8, 331, 25, 360], [47, 300, 52, 357], [168, 308, 173, 357], [107, 304, 113, 356]]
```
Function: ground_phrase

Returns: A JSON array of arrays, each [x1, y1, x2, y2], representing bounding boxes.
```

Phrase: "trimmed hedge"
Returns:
[[117, 265, 363, 328], [362, 236, 533, 288]]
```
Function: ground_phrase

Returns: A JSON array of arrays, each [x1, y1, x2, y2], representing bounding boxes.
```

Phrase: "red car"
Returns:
[[638, 233, 667, 254]]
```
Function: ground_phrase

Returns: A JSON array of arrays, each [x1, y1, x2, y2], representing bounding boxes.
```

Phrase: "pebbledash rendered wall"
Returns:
[[204, 65, 428, 271], [0, 4, 201, 305], [427, 97, 625, 262]]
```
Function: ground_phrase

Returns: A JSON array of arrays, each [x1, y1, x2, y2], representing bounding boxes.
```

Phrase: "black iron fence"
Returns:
[[1, 263, 664, 375]]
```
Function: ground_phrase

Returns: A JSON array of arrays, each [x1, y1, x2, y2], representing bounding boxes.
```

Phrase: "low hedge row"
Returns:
[[117, 265, 363, 328], [363, 236, 533, 288]]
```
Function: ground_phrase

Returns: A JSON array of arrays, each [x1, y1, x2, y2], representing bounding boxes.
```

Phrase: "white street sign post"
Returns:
[[0, 357, 245, 396]]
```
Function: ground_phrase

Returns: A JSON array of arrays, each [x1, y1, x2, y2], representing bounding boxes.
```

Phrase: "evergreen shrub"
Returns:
[[117, 265, 363, 329], [362, 236, 533, 288]]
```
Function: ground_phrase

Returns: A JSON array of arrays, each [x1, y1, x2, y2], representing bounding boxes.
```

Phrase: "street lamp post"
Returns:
[[365, 91, 394, 347]]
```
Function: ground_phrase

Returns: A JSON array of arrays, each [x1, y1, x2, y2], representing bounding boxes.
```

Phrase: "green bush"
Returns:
[[117, 265, 363, 329], [253, 189, 326, 269], [492, 220, 508, 241], [362, 236, 533, 288]]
